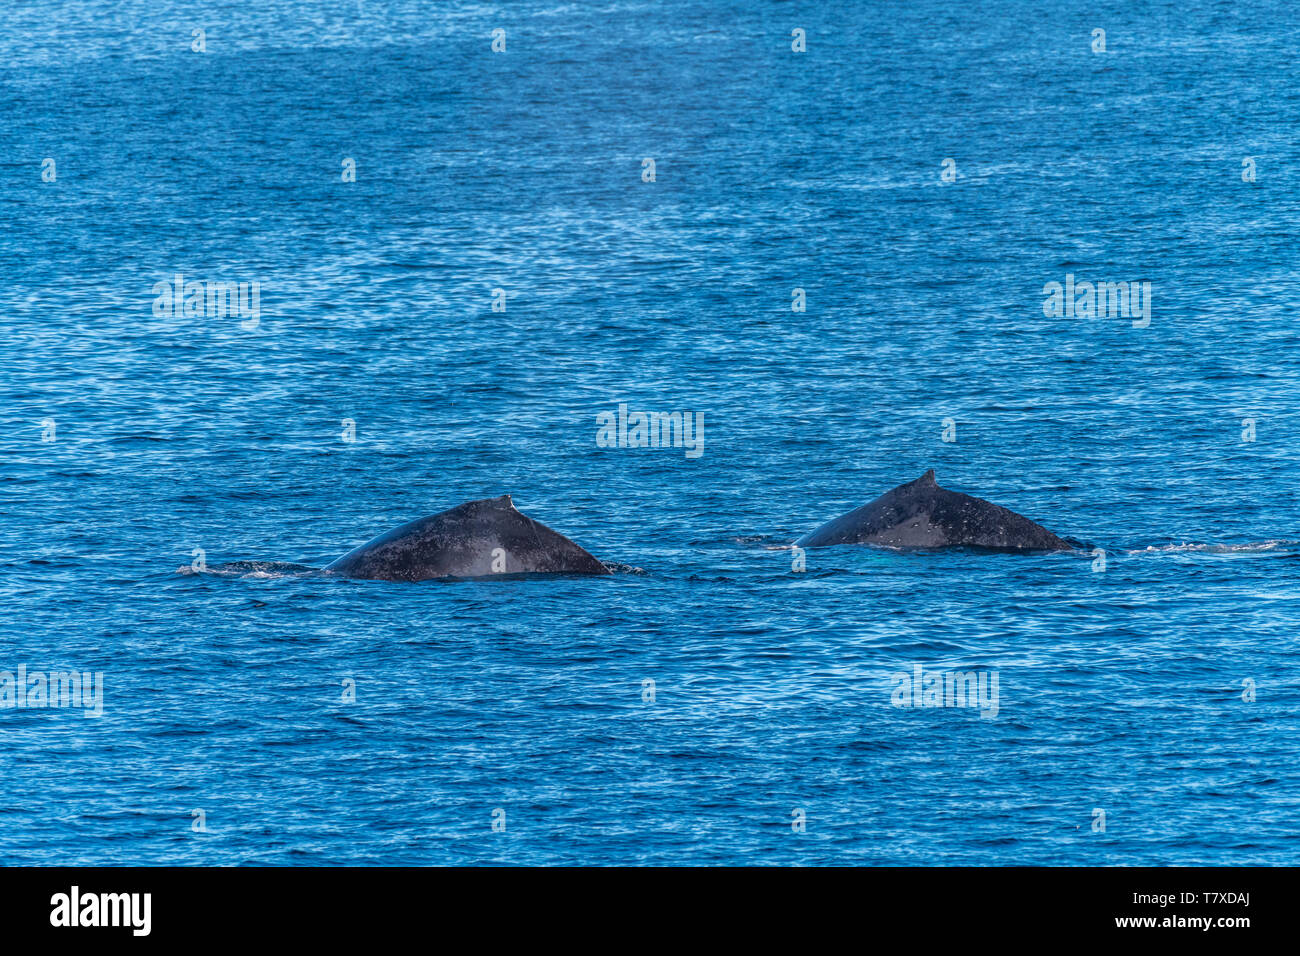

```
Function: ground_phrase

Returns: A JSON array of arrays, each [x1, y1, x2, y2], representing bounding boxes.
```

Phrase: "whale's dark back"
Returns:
[[796, 470, 1073, 551], [324, 495, 610, 581]]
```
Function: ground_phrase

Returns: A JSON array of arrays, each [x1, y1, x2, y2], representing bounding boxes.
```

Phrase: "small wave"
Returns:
[[177, 561, 321, 579], [601, 562, 648, 575], [1125, 540, 1299, 556]]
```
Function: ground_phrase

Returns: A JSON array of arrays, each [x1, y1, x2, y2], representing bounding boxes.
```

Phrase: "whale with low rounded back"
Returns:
[[324, 495, 611, 581], [796, 470, 1076, 551]]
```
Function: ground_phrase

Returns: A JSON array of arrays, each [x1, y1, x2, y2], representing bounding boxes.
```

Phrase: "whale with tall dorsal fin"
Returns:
[[795, 470, 1076, 551], [324, 495, 612, 581]]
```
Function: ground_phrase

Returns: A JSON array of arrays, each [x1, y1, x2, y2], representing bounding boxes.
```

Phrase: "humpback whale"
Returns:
[[796, 470, 1076, 551], [324, 495, 611, 581]]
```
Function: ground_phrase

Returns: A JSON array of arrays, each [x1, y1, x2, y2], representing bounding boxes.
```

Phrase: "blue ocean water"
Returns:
[[2, 0, 1298, 865]]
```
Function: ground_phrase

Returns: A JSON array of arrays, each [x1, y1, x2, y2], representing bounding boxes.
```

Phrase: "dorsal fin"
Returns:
[[919, 469, 936, 486], [468, 494, 516, 511]]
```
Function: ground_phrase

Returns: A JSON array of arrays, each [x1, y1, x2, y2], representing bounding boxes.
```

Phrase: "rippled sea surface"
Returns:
[[1, 0, 1298, 865]]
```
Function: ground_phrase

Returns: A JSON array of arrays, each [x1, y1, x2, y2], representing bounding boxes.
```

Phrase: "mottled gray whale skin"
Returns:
[[796, 470, 1075, 551], [324, 495, 611, 581]]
